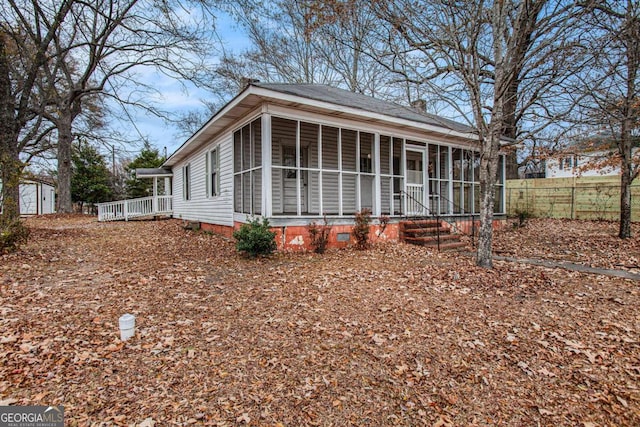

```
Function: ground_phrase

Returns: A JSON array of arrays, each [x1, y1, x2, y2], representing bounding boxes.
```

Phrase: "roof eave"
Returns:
[[164, 84, 486, 167], [135, 168, 173, 178], [252, 86, 481, 142], [163, 85, 256, 167]]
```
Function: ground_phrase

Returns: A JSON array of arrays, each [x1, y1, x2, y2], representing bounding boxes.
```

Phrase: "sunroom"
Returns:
[[232, 114, 505, 224]]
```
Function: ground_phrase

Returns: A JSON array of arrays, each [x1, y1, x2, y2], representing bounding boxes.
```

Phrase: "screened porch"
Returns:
[[232, 115, 505, 220]]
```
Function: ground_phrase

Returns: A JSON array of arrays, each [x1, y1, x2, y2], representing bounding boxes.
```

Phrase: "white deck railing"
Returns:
[[97, 196, 173, 222]]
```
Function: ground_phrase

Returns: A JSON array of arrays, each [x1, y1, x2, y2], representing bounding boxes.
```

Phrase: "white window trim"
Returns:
[[182, 163, 191, 201], [206, 148, 220, 198]]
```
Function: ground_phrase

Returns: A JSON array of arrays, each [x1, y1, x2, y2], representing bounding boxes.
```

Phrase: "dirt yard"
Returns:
[[0, 215, 638, 426]]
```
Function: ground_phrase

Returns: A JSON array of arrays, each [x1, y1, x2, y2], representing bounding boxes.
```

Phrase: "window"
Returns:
[[565, 156, 573, 168], [206, 148, 220, 197], [359, 132, 374, 173], [358, 132, 375, 211], [233, 117, 262, 215], [182, 164, 191, 200]]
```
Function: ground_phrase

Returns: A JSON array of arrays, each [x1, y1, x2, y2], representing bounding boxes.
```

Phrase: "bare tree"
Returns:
[[0, 0, 72, 223], [219, 0, 397, 98], [219, 0, 328, 86], [372, 0, 583, 267], [311, 1, 398, 98], [24, 0, 218, 213], [574, 0, 640, 238]]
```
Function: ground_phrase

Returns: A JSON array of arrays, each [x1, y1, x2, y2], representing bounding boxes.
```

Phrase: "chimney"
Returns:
[[410, 99, 427, 112], [241, 77, 261, 88]]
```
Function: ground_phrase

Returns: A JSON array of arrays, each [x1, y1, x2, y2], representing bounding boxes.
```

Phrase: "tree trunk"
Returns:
[[57, 115, 74, 213], [476, 134, 500, 268], [618, 121, 633, 239], [502, 78, 520, 179], [618, 1, 638, 239], [619, 162, 632, 239], [476, 76, 504, 268], [0, 148, 22, 223], [0, 35, 22, 223]]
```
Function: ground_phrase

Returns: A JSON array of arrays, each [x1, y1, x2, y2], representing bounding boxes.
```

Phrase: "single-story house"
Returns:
[[98, 83, 506, 250], [0, 178, 56, 215]]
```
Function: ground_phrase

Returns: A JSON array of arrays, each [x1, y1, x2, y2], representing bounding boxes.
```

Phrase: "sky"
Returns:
[[111, 10, 250, 161]]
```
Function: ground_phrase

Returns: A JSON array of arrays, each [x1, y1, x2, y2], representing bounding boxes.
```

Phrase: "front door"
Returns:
[[405, 147, 427, 215]]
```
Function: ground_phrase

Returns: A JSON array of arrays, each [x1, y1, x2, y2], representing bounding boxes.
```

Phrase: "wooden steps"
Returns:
[[400, 219, 467, 251]]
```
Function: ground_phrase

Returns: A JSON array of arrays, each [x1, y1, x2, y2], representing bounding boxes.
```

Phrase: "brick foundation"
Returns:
[[198, 220, 399, 252], [268, 223, 400, 252], [197, 218, 503, 252], [200, 222, 235, 239]]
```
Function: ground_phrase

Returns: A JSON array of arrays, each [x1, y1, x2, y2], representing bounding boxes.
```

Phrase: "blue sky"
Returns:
[[115, 10, 250, 160]]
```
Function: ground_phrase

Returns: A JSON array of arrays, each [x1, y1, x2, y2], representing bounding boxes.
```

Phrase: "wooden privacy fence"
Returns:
[[506, 177, 640, 221]]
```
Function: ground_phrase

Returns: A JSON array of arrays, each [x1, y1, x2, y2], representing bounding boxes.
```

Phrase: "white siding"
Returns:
[[342, 174, 357, 215], [42, 185, 55, 214], [19, 184, 38, 214], [2, 181, 56, 215], [172, 133, 234, 226], [308, 171, 320, 214], [271, 145, 283, 214], [322, 172, 340, 214]]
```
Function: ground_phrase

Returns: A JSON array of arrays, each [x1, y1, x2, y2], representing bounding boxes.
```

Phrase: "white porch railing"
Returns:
[[406, 184, 426, 216], [97, 196, 173, 222]]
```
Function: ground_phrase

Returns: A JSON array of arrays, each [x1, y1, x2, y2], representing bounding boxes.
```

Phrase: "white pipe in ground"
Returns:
[[119, 314, 135, 341]]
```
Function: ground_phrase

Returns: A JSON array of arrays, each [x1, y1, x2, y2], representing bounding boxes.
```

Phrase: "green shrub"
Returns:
[[352, 209, 372, 250], [233, 217, 277, 258], [307, 215, 331, 254], [0, 218, 30, 253]]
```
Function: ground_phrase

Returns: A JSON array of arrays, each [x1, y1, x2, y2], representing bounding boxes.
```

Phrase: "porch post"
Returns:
[[318, 125, 323, 215], [153, 176, 158, 214], [447, 146, 453, 214], [262, 113, 272, 217], [356, 131, 361, 212], [401, 139, 406, 215], [296, 121, 301, 216], [338, 129, 343, 216], [374, 133, 381, 217]]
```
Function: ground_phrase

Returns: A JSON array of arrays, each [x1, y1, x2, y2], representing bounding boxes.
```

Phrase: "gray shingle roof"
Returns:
[[253, 83, 476, 134]]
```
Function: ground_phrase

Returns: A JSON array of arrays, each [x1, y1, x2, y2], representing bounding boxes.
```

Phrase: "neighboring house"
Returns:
[[545, 137, 639, 178], [98, 83, 506, 250], [519, 159, 546, 179], [0, 178, 56, 215]]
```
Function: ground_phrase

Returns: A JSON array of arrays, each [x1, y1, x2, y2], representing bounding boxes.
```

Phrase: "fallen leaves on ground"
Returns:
[[493, 218, 640, 272], [0, 215, 638, 426]]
